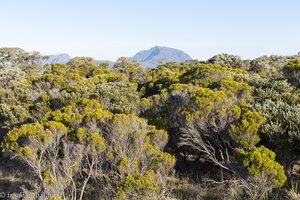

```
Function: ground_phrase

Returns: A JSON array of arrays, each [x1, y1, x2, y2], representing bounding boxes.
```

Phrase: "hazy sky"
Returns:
[[0, 0, 299, 61]]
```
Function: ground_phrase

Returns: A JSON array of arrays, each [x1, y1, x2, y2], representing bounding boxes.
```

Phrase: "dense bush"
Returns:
[[283, 58, 300, 87], [0, 48, 299, 199], [2, 98, 174, 199]]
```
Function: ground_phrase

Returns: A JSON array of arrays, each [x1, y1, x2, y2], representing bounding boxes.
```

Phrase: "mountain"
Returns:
[[132, 46, 192, 68], [42, 54, 71, 64]]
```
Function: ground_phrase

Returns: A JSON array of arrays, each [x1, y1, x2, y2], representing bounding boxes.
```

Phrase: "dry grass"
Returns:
[[286, 183, 300, 200], [163, 176, 245, 200]]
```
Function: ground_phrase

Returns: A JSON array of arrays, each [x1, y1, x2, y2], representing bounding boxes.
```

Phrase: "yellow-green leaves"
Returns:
[[2, 122, 44, 151], [151, 152, 175, 173], [117, 170, 159, 198], [42, 170, 57, 185], [191, 87, 226, 117], [107, 113, 173, 175], [18, 146, 34, 157], [2, 121, 67, 156], [87, 132, 106, 154], [45, 121, 68, 135], [237, 146, 287, 187], [230, 107, 264, 149], [117, 157, 130, 172], [217, 78, 252, 100]]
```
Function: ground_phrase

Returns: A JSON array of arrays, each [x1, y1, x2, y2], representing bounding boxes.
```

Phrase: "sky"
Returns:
[[0, 0, 299, 61]]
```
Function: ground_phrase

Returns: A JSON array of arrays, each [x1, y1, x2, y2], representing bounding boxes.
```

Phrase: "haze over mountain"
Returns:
[[132, 46, 192, 68]]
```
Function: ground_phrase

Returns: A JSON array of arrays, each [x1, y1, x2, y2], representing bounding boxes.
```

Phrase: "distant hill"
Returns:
[[132, 46, 192, 68], [42, 54, 71, 64]]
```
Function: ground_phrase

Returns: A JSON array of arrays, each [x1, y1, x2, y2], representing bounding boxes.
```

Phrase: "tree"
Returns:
[[283, 58, 300, 87], [2, 122, 75, 197], [140, 61, 287, 194], [113, 57, 146, 83], [236, 146, 287, 187], [173, 84, 262, 171], [2, 98, 174, 199], [208, 53, 250, 69], [249, 55, 295, 78], [66, 57, 94, 68], [94, 82, 140, 114], [247, 78, 300, 144], [0, 47, 42, 76]]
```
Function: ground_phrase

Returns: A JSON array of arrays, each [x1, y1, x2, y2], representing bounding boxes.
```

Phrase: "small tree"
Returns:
[[113, 57, 146, 83], [283, 58, 300, 87], [2, 98, 174, 199], [236, 146, 287, 187]]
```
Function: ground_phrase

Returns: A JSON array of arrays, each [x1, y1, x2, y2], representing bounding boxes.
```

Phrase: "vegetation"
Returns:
[[0, 47, 299, 199]]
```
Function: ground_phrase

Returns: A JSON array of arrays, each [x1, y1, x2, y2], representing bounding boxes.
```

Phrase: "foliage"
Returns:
[[249, 78, 300, 144], [0, 48, 299, 199], [0, 47, 43, 75], [236, 146, 287, 187], [229, 107, 264, 149], [248, 55, 294, 78], [117, 170, 159, 198], [207, 53, 250, 69], [283, 58, 300, 87], [2, 98, 174, 199], [113, 57, 146, 83]]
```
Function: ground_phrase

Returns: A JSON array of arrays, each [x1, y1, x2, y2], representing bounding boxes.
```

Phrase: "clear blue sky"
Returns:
[[0, 0, 299, 61]]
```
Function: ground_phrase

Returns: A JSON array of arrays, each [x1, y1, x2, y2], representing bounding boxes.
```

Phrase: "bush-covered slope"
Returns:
[[0, 48, 299, 199]]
